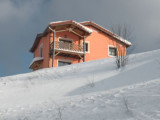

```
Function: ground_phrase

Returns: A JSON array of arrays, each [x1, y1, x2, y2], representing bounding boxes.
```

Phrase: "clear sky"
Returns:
[[0, 0, 160, 77]]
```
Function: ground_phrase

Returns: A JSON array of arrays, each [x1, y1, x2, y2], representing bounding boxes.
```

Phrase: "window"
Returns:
[[83, 42, 89, 52], [84, 43, 88, 52], [39, 44, 43, 57], [58, 61, 72, 67], [109, 47, 117, 56]]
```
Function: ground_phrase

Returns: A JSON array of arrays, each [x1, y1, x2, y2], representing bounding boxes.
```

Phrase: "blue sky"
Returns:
[[0, 0, 160, 77]]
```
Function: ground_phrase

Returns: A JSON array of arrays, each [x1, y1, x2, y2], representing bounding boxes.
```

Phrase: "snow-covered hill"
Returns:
[[0, 49, 160, 120]]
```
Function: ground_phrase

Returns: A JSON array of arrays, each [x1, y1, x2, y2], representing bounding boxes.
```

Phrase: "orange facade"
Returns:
[[29, 20, 131, 70]]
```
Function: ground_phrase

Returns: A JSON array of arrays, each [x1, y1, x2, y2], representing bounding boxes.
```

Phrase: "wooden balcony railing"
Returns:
[[50, 41, 83, 53]]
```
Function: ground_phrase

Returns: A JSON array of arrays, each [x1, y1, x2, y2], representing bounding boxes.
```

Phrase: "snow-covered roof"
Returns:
[[50, 21, 64, 24], [50, 20, 131, 46], [72, 21, 93, 33], [29, 57, 43, 67], [81, 21, 132, 46], [49, 20, 93, 34], [113, 35, 132, 46]]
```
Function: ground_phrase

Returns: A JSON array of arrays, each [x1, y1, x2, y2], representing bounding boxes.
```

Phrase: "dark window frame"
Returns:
[[109, 47, 117, 56], [84, 43, 89, 52], [58, 60, 72, 67]]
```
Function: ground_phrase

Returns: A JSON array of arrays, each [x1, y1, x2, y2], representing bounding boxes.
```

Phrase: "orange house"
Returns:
[[29, 20, 131, 70]]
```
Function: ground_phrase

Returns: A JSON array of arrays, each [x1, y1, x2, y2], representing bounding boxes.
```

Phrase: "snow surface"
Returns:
[[1, 49, 160, 119]]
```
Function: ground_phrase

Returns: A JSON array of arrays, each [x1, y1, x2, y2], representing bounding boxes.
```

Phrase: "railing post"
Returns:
[[83, 36, 86, 62]]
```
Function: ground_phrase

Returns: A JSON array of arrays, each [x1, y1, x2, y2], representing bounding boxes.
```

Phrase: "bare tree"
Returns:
[[86, 72, 95, 88], [110, 24, 135, 54], [110, 24, 134, 68], [115, 43, 128, 69]]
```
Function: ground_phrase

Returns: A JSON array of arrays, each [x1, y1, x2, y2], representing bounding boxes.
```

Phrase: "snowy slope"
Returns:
[[0, 49, 160, 120]]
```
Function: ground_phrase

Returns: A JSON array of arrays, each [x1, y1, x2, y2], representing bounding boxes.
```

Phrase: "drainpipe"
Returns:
[[52, 31, 55, 67], [49, 27, 55, 67], [83, 36, 86, 62]]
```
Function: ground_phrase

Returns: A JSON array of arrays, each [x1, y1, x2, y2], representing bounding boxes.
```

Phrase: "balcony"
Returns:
[[50, 41, 84, 56]]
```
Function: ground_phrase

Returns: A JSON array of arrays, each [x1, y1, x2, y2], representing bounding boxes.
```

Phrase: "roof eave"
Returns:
[[81, 21, 132, 46], [49, 20, 92, 34], [30, 33, 43, 53]]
